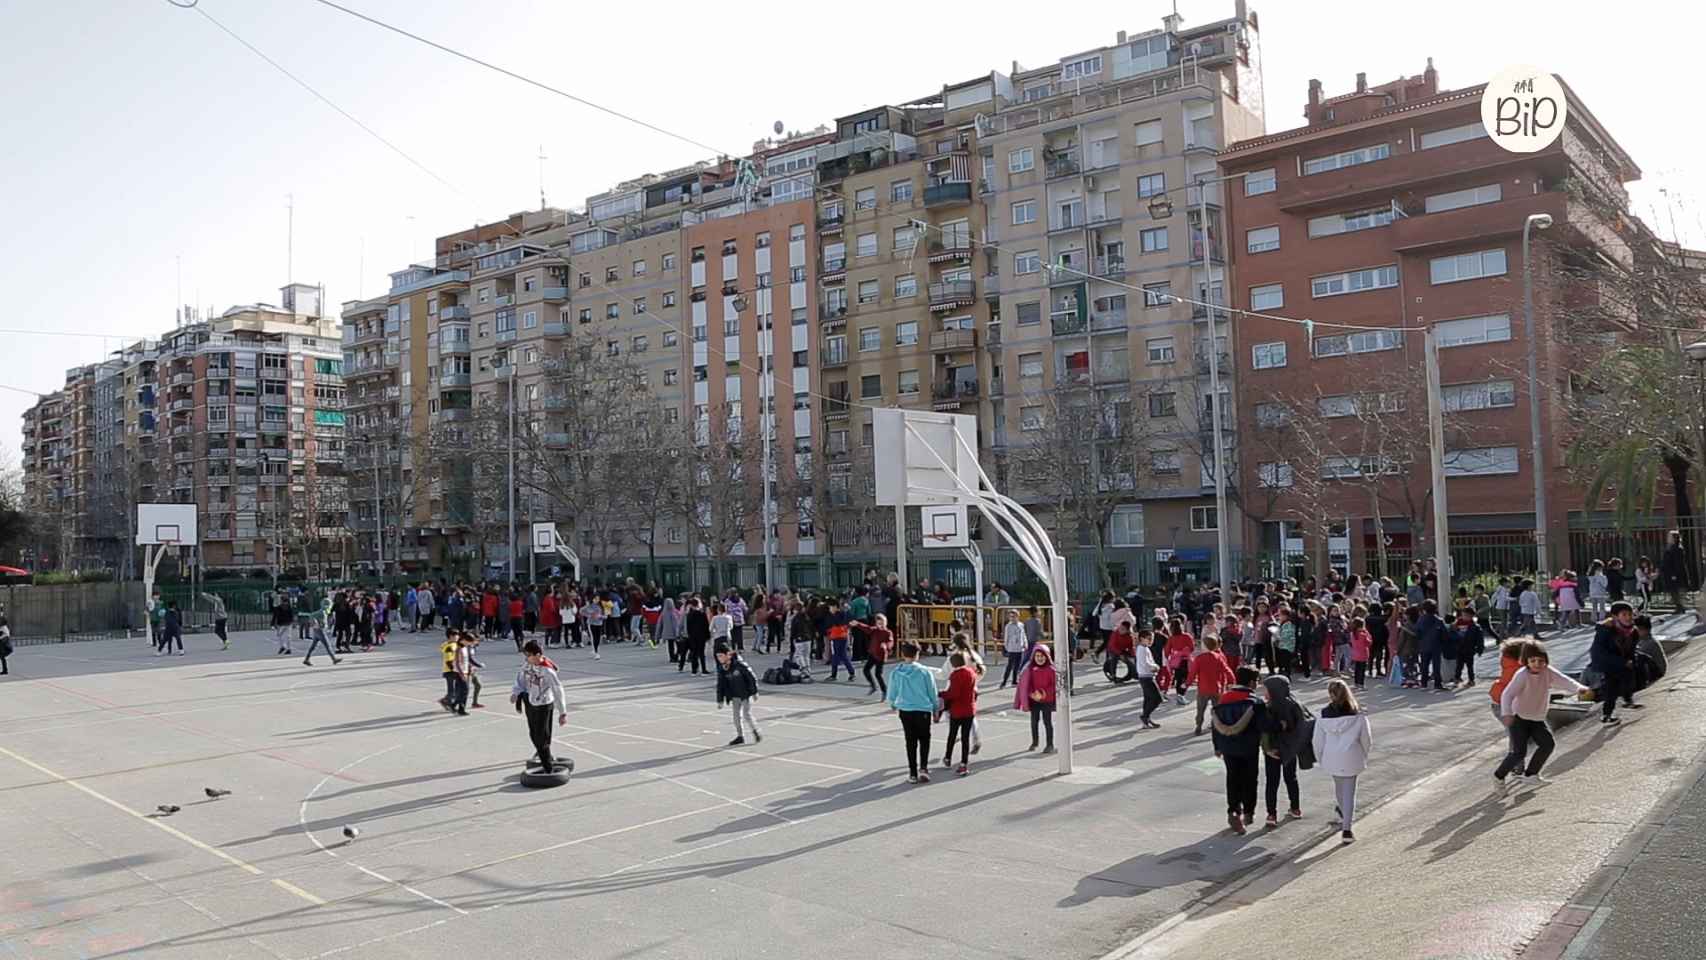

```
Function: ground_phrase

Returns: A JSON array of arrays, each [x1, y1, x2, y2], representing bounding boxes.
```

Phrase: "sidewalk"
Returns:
[[1104, 627, 1706, 960]]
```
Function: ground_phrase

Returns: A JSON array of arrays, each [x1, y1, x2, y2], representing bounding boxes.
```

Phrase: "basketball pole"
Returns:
[[894, 504, 907, 591]]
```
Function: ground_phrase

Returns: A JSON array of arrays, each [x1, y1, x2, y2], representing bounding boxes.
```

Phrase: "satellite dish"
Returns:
[[773, 120, 785, 135]]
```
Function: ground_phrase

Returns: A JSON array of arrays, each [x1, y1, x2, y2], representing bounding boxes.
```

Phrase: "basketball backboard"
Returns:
[[873, 408, 979, 506], [531, 521, 558, 553], [920, 504, 970, 549], [137, 503, 197, 546]]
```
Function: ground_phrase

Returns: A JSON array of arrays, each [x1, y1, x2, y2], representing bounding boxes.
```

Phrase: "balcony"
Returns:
[[496, 328, 518, 343], [542, 432, 571, 449], [170, 372, 194, 386], [1277, 134, 1528, 216], [820, 257, 847, 278], [986, 322, 1002, 347], [441, 372, 471, 387], [931, 380, 979, 411], [1050, 311, 1085, 336], [207, 473, 231, 486], [1045, 152, 1081, 180], [821, 343, 849, 368], [923, 181, 973, 208], [1194, 350, 1232, 375], [821, 302, 849, 324], [1048, 211, 1086, 234], [822, 396, 851, 419], [928, 239, 973, 263], [1391, 190, 1563, 255], [816, 210, 845, 232], [928, 280, 976, 308], [171, 424, 192, 438], [439, 407, 472, 421], [439, 338, 470, 355], [1091, 309, 1128, 332], [439, 305, 471, 320], [174, 448, 196, 463], [1191, 297, 1229, 321], [542, 396, 568, 411], [542, 321, 568, 336], [495, 294, 515, 307], [206, 446, 231, 459], [206, 420, 230, 433], [929, 329, 978, 352], [982, 275, 1002, 299], [1048, 263, 1087, 287], [1094, 256, 1127, 279], [542, 286, 568, 302], [168, 398, 194, 413]]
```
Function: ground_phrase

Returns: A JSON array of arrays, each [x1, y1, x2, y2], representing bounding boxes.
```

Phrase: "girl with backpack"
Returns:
[[1313, 679, 1373, 843]]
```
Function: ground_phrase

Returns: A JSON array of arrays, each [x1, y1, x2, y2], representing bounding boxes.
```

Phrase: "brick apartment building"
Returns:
[[1218, 64, 1642, 573]]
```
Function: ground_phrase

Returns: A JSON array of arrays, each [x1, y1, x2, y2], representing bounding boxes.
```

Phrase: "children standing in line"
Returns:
[[1135, 629, 1162, 729], [1313, 679, 1373, 843], [885, 640, 940, 783], [715, 644, 762, 745], [1013, 644, 1059, 754], [939, 651, 979, 776], [939, 633, 986, 760], [1496, 640, 1590, 791], [1260, 674, 1308, 827]]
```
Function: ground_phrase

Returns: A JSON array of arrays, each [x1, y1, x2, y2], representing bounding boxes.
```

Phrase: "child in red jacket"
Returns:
[[1190, 634, 1235, 737], [940, 651, 979, 775], [1162, 620, 1196, 705], [1349, 617, 1374, 689], [1013, 644, 1059, 754]]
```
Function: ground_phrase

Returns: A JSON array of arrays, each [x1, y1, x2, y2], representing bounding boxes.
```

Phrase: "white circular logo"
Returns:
[[1481, 66, 1566, 153]]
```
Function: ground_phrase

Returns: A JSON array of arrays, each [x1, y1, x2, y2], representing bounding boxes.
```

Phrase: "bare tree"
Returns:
[[686, 414, 768, 592]]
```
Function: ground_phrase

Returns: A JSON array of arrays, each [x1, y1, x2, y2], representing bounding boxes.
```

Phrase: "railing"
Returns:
[[816, 211, 845, 230], [495, 328, 518, 343], [931, 380, 979, 401], [923, 182, 973, 207], [1045, 153, 1081, 179], [821, 257, 846, 273], [1049, 211, 1085, 232], [928, 280, 976, 304], [542, 432, 571, 448], [983, 274, 1002, 297], [929, 329, 978, 351], [170, 372, 194, 386], [542, 396, 568, 411], [1094, 256, 1127, 278], [1194, 351, 1232, 375], [439, 407, 472, 421], [821, 344, 849, 367], [823, 396, 851, 418], [1049, 263, 1087, 285], [542, 286, 568, 302], [1091, 309, 1128, 331], [441, 372, 471, 387], [1050, 311, 1085, 336], [542, 321, 567, 336], [495, 294, 515, 307], [821, 302, 849, 322], [930, 238, 973, 259], [439, 304, 471, 320]]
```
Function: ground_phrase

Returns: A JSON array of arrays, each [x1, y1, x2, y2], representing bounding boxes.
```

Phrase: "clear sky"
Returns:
[[3, 0, 1702, 462]]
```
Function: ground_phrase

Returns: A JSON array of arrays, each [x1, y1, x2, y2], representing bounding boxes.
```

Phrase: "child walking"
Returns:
[[1210, 666, 1265, 835], [715, 644, 762, 745], [1313, 679, 1373, 843], [939, 651, 979, 775], [1013, 644, 1059, 754], [885, 639, 940, 783], [1496, 640, 1590, 791], [510, 641, 568, 770], [1135, 629, 1162, 729]]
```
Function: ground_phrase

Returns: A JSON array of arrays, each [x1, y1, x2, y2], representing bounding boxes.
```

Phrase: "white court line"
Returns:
[[560, 738, 796, 826], [4, 689, 361, 737], [0, 744, 325, 907]]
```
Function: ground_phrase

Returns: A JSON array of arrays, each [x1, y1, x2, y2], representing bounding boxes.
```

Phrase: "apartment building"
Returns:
[[981, 3, 1265, 583], [18, 390, 69, 569], [1218, 65, 1640, 572], [87, 339, 162, 572]]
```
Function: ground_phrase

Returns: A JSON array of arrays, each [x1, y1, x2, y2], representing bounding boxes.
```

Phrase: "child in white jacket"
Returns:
[[1312, 679, 1373, 843]]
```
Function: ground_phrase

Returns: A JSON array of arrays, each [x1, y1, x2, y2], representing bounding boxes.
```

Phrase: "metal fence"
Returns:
[[2, 583, 141, 645]]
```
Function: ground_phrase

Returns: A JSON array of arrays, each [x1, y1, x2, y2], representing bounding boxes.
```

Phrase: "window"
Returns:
[[632, 297, 647, 315], [1190, 506, 1218, 531], [1246, 226, 1280, 253], [606, 266, 620, 281], [855, 187, 876, 210], [895, 274, 917, 299], [1436, 314, 1513, 348], [1134, 119, 1163, 146], [1145, 337, 1175, 364], [860, 374, 882, 398], [1430, 248, 1508, 284], [1249, 283, 1284, 310], [789, 265, 806, 282], [662, 253, 677, 271], [1137, 173, 1165, 198], [895, 321, 919, 346], [1257, 462, 1294, 488], [723, 317, 740, 337], [632, 335, 649, 353], [1441, 379, 1517, 412], [789, 223, 806, 241], [1419, 122, 1488, 150], [1011, 200, 1037, 225], [1015, 301, 1041, 326], [856, 233, 877, 258], [1252, 342, 1287, 369], [755, 232, 771, 249], [1149, 449, 1181, 474], [1308, 206, 1396, 237], [1015, 250, 1042, 274], [857, 279, 879, 304], [477, 286, 490, 304], [898, 369, 920, 395], [891, 179, 913, 203], [578, 307, 592, 324], [1140, 227, 1168, 253], [1020, 405, 1044, 431], [1243, 168, 1276, 195], [858, 327, 880, 352], [1060, 54, 1102, 80], [1148, 392, 1177, 418], [1008, 148, 1035, 173], [1311, 265, 1398, 298], [1302, 143, 1391, 175], [1425, 183, 1502, 214], [1254, 402, 1291, 427], [1444, 446, 1520, 476], [663, 291, 676, 307], [662, 330, 678, 347], [1018, 353, 1044, 378], [892, 226, 916, 253], [663, 368, 679, 385], [692, 323, 707, 342], [577, 272, 591, 288], [1109, 505, 1144, 547], [606, 339, 621, 356], [1313, 329, 1401, 357], [605, 302, 620, 319], [632, 259, 647, 276]]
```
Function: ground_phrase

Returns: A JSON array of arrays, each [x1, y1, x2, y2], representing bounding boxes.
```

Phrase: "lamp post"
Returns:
[[1148, 174, 1241, 596], [1523, 212, 1554, 577], [1684, 339, 1706, 625]]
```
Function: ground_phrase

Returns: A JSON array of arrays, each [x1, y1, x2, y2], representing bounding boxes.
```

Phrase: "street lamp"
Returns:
[[1523, 212, 1554, 576], [1685, 340, 1706, 625], [1148, 174, 1240, 596]]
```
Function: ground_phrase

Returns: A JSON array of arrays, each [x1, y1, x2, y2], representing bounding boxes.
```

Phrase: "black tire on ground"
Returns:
[[1103, 657, 1135, 685], [519, 759, 575, 788]]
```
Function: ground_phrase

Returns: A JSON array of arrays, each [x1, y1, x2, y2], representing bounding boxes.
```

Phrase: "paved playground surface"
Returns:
[[0, 627, 1632, 959]]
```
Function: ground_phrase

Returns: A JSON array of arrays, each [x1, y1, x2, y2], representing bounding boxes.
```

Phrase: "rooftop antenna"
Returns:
[[537, 144, 548, 210]]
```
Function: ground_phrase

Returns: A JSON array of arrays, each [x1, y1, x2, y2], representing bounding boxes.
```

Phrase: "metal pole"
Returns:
[[964, 541, 984, 652], [508, 361, 516, 584], [373, 441, 383, 577], [1050, 553, 1073, 775], [1199, 177, 1234, 597], [895, 504, 907, 588], [1423, 328, 1452, 609], [1523, 216, 1550, 577], [761, 329, 775, 589]]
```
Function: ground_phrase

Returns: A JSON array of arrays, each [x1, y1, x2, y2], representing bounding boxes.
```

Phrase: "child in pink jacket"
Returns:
[[1349, 618, 1374, 689]]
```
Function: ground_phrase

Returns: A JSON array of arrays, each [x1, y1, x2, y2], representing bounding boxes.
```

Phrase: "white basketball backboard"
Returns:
[[873, 408, 980, 506], [531, 521, 558, 553], [920, 504, 970, 549], [137, 503, 197, 546]]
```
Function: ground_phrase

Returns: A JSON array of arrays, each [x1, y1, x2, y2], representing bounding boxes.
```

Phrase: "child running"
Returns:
[[1496, 640, 1590, 792], [1135, 629, 1162, 729], [939, 651, 979, 776]]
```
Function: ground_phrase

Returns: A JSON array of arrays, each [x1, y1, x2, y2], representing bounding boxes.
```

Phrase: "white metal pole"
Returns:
[[1050, 553, 1073, 775], [1199, 178, 1234, 597], [761, 331, 775, 589], [964, 542, 984, 651], [894, 504, 907, 588], [373, 442, 383, 576], [508, 361, 516, 584], [1522, 215, 1551, 578], [1423, 328, 1452, 609]]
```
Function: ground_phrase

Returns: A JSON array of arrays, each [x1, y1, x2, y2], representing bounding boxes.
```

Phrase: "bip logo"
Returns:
[[1481, 65, 1567, 153]]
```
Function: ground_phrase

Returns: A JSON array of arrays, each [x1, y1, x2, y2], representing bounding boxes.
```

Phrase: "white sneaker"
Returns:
[[594, 653, 602, 660], [1522, 775, 1553, 789], [1175, 694, 1187, 705], [1504, 774, 1528, 793]]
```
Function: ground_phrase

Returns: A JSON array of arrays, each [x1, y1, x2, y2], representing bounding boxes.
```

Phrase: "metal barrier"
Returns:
[[2, 582, 141, 645], [894, 603, 1056, 657]]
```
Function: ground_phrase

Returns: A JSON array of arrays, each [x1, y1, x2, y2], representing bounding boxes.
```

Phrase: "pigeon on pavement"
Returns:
[[156, 804, 181, 816], [204, 787, 232, 799], [341, 825, 360, 842]]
